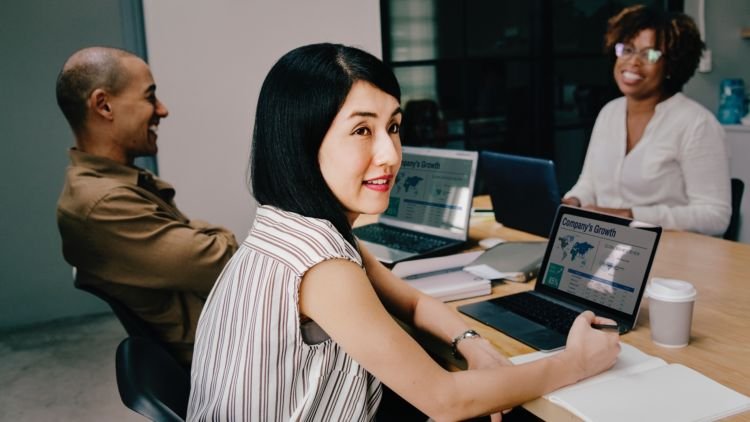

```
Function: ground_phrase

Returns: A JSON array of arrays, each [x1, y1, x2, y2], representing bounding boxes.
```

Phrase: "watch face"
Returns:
[[452, 329, 482, 358]]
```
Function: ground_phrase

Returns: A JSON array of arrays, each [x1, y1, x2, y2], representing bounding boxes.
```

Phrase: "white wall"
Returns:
[[0, 0, 136, 329], [143, 1, 382, 239], [682, 0, 750, 243], [683, 0, 750, 114]]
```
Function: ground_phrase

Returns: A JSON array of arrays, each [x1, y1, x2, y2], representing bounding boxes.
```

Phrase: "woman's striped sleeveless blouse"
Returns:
[[187, 206, 382, 421]]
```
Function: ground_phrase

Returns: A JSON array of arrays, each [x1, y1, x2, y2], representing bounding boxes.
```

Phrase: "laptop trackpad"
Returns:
[[459, 302, 567, 352]]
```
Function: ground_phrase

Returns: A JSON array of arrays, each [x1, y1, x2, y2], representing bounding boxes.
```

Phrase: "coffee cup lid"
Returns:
[[646, 278, 696, 302]]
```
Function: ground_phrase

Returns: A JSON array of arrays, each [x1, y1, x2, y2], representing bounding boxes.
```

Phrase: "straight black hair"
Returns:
[[250, 43, 401, 247]]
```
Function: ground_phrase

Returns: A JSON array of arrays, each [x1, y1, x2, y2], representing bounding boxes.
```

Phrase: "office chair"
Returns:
[[73, 271, 159, 340], [116, 336, 190, 422], [724, 178, 745, 241]]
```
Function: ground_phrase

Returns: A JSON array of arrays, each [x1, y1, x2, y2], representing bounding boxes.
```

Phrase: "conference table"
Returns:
[[366, 196, 750, 421]]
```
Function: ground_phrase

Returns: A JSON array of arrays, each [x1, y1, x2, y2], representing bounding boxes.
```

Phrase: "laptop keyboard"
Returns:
[[492, 293, 581, 334], [354, 224, 454, 254]]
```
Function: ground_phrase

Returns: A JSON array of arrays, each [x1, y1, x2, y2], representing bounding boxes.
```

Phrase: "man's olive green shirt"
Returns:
[[57, 149, 238, 365]]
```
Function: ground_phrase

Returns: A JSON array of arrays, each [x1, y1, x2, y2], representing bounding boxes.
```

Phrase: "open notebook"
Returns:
[[511, 343, 750, 422]]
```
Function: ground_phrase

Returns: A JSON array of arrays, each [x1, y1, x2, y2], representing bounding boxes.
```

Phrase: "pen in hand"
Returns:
[[591, 323, 620, 332]]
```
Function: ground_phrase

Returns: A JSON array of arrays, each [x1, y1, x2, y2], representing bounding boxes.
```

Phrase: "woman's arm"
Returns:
[[359, 244, 515, 396], [359, 245, 492, 351], [299, 253, 620, 419], [631, 118, 731, 235], [563, 103, 615, 206]]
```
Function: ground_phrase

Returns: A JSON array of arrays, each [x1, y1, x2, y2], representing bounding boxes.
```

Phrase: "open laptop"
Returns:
[[480, 151, 561, 237], [459, 205, 661, 351], [354, 146, 478, 265]]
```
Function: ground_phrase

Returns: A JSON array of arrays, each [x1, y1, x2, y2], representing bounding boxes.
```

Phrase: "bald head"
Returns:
[[56, 47, 139, 135]]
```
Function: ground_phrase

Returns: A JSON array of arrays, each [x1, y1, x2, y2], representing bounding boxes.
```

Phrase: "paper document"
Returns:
[[392, 251, 491, 302], [510, 343, 750, 421]]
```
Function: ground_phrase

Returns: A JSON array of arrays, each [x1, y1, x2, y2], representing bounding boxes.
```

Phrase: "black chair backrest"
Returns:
[[74, 274, 159, 340], [116, 337, 190, 422], [724, 178, 745, 241]]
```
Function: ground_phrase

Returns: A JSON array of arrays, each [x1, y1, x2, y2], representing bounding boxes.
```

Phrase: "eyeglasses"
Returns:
[[614, 43, 663, 65]]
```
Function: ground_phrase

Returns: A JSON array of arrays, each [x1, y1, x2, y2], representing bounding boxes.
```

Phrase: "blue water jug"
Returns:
[[717, 78, 746, 124]]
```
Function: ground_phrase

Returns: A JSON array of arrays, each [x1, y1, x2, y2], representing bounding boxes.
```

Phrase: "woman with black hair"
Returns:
[[187, 43, 620, 421], [563, 4, 731, 236]]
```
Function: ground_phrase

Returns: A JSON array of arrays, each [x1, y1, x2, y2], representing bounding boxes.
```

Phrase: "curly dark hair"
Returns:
[[605, 4, 704, 95]]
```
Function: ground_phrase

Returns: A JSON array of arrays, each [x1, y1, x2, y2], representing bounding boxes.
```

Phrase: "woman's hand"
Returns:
[[561, 196, 581, 207], [582, 205, 633, 219], [563, 198, 635, 220], [562, 311, 621, 382]]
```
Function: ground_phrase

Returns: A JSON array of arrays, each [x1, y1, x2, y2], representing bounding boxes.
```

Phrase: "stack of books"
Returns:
[[392, 251, 490, 302], [392, 241, 546, 302]]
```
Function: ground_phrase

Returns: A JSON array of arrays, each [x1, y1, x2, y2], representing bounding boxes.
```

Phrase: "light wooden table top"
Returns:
[[359, 196, 750, 420]]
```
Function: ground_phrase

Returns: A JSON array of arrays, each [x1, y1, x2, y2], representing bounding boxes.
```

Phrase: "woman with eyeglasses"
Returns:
[[562, 5, 731, 236]]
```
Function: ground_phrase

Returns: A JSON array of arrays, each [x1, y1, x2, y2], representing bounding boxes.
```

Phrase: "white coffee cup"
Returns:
[[645, 278, 696, 348]]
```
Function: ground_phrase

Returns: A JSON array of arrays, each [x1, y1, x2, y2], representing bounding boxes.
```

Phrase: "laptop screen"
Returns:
[[379, 146, 477, 239], [480, 151, 561, 237], [537, 206, 661, 318]]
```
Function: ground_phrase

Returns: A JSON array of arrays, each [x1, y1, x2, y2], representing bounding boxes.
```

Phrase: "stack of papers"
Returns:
[[392, 251, 491, 302]]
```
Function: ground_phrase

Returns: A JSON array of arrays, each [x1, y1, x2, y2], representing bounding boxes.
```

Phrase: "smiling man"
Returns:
[[55, 47, 238, 366]]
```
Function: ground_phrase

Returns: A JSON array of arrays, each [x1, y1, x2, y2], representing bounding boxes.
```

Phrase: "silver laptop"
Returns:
[[459, 205, 661, 351], [354, 146, 478, 265]]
